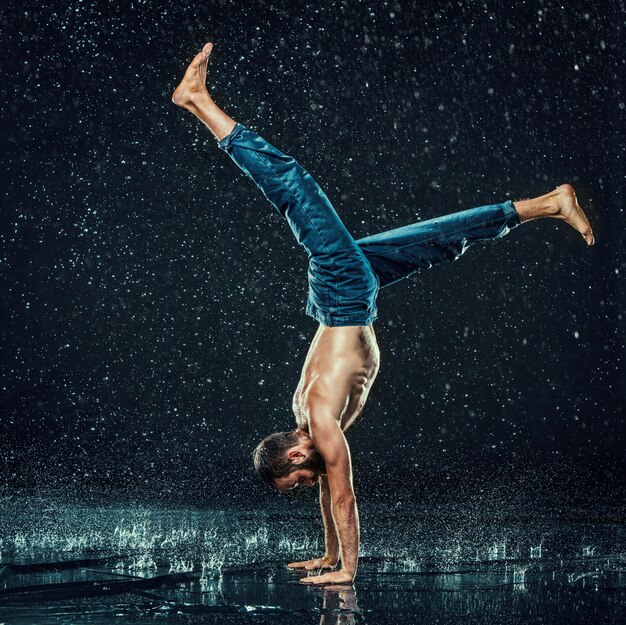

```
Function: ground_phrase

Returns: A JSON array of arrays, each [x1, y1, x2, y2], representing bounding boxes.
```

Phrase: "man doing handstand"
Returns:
[[172, 43, 594, 586]]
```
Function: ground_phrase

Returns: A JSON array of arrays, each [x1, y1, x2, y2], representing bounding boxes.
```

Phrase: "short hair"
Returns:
[[252, 430, 300, 487]]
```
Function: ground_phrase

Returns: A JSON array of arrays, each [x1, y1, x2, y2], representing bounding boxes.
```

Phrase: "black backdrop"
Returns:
[[2, 0, 624, 504]]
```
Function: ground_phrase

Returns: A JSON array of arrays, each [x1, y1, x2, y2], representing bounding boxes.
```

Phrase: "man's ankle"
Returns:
[[514, 196, 558, 223]]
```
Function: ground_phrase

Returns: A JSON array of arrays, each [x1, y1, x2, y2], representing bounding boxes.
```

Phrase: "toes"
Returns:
[[582, 216, 594, 246], [190, 43, 213, 67], [190, 52, 205, 67], [580, 225, 595, 246], [200, 42, 213, 61]]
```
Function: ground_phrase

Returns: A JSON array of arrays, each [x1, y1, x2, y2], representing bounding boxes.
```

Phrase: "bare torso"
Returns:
[[293, 325, 380, 433]]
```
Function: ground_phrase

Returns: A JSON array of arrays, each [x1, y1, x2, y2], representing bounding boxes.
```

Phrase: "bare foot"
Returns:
[[553, 184, 595, 246], [172, 42, 214, 109]]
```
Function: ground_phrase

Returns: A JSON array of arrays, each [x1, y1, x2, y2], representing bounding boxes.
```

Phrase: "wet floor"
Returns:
[[1, 492, 624, 624]]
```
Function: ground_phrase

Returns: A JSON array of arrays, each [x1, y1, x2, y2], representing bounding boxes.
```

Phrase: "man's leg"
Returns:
[[173, 43, 376, 325], [356, 186, 594, 288], [172, 42, 361, 260]]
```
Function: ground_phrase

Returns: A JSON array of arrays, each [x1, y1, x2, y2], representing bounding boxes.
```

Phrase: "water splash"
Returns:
[[530, 543, 543, 559], [488, 540, 507, 561]]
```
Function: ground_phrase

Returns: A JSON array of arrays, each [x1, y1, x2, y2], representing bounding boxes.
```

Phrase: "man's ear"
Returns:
[[287, 447, 306, 463]]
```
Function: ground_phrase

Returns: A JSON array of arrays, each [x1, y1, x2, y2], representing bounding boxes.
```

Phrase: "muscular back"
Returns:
[[293, 325, 380, 432]]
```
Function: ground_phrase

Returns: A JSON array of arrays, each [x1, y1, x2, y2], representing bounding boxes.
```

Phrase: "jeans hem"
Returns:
[[218, 122, 247, 150], [503, 200, 521, 229]]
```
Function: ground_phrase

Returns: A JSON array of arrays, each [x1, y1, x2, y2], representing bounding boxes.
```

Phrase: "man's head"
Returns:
[[252, 429, 326, 491]]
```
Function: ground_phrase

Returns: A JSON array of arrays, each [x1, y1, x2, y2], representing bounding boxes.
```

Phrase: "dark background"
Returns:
[[1, 0, 624, 505]]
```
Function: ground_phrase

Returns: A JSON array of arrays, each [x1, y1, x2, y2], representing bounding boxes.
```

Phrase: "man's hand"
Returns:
[[299, 569, 355, 586], [287, 555, 337, 571]]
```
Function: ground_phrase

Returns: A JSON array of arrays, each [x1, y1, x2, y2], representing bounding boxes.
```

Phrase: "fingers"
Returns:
[[288, 558, 332, 570], [287, 561, 308, 569], [299, 571, 355, 586], [305, 561, 332, 570], [300, 574, 337, 585], [299, 575, 326, 585]]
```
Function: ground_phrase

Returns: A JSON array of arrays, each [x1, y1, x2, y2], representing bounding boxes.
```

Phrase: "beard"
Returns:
[[299, 447, 327, 475]]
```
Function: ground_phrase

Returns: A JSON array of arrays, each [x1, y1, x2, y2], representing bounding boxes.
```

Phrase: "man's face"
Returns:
[[274, 469, 320, 492]]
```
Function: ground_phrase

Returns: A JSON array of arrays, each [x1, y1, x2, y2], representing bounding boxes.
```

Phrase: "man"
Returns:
[[173, 43, 594, 586]]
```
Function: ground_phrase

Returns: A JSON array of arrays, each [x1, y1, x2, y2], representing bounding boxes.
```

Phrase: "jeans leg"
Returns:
[[356, 201, 521, 288], [218, 123, 377, 325], [219, 123, 358, 265]]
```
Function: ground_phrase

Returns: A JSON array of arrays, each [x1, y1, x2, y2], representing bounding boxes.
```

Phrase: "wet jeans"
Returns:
[[218, 123, 520, 327]]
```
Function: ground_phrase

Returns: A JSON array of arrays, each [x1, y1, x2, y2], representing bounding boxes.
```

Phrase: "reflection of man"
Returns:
[[173, 43, 595, 586], [320, 586, 361, 625]]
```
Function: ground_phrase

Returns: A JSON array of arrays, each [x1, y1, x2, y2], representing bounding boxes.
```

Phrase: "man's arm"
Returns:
[[300, 373, 360, 585], [319, 475, 340, 564], [287, 476, 339, 571], [288, 386, 364, 573]]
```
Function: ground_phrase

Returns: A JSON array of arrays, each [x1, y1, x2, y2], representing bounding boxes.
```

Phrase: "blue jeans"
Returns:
[[218, 123, 520, 327]]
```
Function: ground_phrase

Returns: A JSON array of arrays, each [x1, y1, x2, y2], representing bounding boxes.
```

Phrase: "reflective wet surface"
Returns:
[[1, 493, 624, 623]]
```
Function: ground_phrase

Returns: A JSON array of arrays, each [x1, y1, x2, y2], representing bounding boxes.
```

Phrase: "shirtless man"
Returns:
[[172, 43, 594, 586]]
